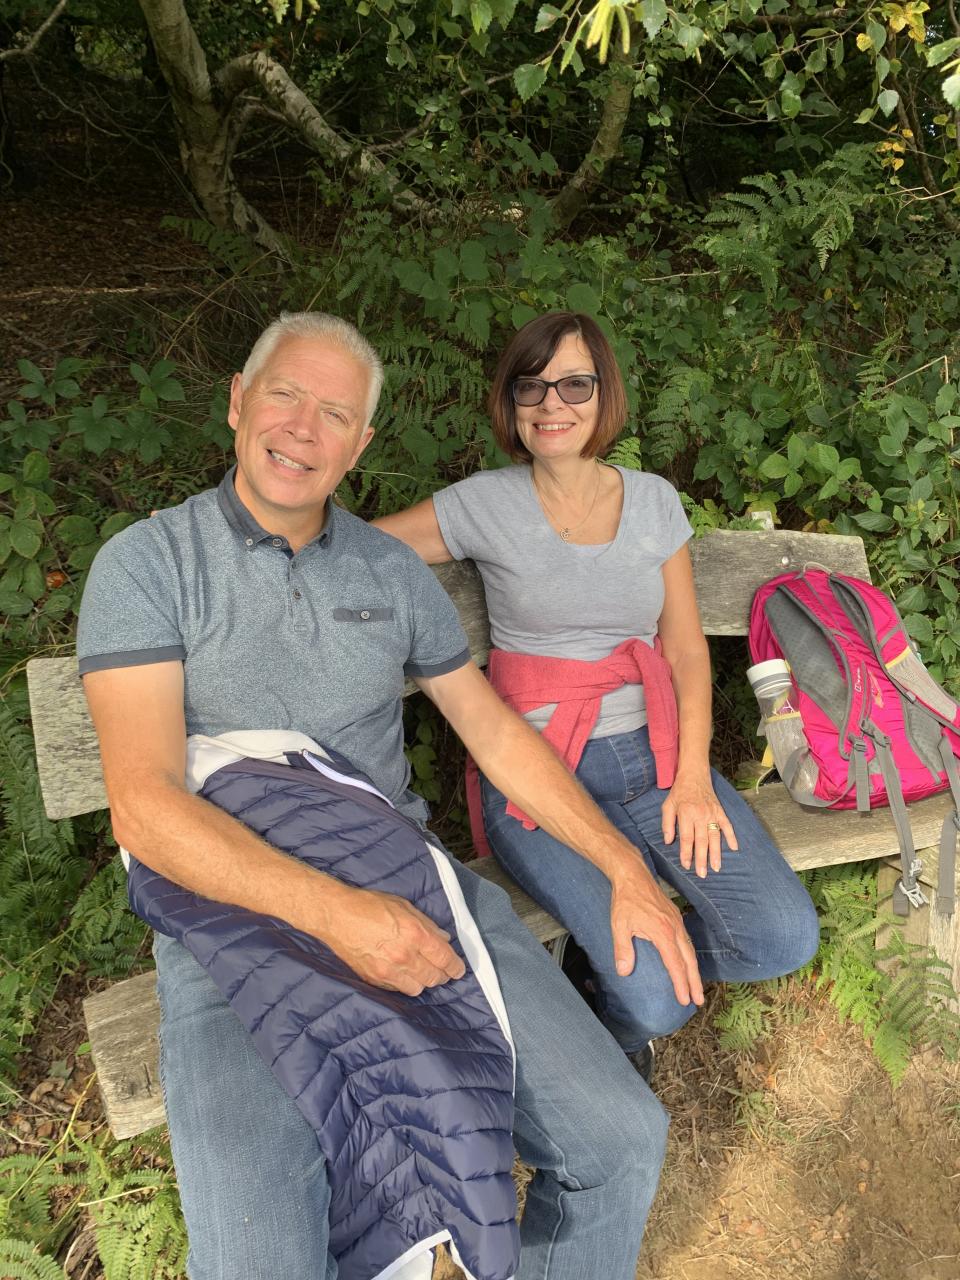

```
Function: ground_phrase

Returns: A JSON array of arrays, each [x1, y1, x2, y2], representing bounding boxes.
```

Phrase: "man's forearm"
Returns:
[[112, 780, 353, 938], [469, 708, 656, 887]]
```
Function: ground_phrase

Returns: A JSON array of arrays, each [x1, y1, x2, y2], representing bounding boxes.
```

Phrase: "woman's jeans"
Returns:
[[154, 849, 669, 1280], [482, 726, 820, 1053]]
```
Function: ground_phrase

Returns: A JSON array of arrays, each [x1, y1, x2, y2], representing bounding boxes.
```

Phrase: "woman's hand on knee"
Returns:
[[661, 773, 738, 879]]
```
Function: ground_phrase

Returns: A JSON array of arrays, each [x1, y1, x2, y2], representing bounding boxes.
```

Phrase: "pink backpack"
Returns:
[[749, 570, 960, 917]]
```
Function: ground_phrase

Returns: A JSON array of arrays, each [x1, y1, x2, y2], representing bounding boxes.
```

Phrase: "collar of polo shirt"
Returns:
[[217, 466, 337, 552]]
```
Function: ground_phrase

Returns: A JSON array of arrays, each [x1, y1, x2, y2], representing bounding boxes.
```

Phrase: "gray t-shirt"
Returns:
[[433, 465, 692, 736], [77, 470, 470, 820]]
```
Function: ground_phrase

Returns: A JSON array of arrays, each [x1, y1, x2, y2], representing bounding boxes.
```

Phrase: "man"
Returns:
[[78, 312, 701, 1280]]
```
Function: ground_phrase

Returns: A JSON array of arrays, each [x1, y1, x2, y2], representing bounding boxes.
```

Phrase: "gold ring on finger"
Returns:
[[707, 822, 721, 831]]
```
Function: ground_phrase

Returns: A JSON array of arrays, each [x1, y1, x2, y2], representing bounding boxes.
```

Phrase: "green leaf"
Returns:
[[904, 612, 933, 646], [934, 383, 957, 417], [0, 586, 32, 616], [675, 21, 705, 55], [853, 510, 894, 531], [877, 89, 899, 116], [9, 519, 42, 559], [21, 558, 46, 601], [759, 453, 790, 479], [867, 20, 886, 53], [459, 240, 489, 282], [101, 512, 138, 539], [897, 584, 929, 612], [470, 0, 493, 34], [467, 299, 492, 345], [786, 435, 806, 468], [805, 404, 832, 429], [511, 303, 539, 329], [781, 89, 802, 119], [943, 72, 960, 109], [566, 282, 602, 313], [926, 37, 960, 68], [57, 514, 98, 547], [21, 452, 50, 484], [640, 0, 667, 40], [155, 377, 185, 402], [535, 4, 562, 32], [514, 62, 548, 101]]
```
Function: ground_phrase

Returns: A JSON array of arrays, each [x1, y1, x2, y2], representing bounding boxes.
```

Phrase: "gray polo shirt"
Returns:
[[77, 469, 470, 820]]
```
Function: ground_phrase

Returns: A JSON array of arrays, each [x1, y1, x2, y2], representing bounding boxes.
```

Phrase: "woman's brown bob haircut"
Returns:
[[488, 312, 628, 463]]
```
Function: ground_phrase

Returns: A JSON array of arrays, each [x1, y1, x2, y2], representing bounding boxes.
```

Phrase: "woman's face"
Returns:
[[513, 332, 599, 464]]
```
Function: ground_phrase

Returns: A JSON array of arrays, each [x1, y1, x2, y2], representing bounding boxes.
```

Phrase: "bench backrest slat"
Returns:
[[27, 529, 870, 821]]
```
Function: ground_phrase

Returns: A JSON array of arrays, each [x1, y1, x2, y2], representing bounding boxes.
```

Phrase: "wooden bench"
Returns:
[[27, 529, 959, 1140]]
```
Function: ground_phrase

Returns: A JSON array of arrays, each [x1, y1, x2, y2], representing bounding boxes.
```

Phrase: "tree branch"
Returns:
[[216, 51, 427, 214], [549, 45, 635, 231], [0, 0, 70, 63]]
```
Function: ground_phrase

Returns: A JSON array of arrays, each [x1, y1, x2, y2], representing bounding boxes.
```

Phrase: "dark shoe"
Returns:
[[628, 1042, 655, 1085], [548, 933, 598, 1015]]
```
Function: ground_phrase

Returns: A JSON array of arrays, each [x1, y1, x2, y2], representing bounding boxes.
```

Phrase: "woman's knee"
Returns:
[[757, 881, 820, 976]]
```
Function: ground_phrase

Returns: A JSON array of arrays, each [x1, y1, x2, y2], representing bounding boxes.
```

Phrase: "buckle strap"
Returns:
[[935, 737, 960, 917], [863, 725, 926, 914]]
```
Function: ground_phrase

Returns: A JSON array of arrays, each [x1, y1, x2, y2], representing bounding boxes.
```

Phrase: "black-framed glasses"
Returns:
[[511, 374, 599, 407]]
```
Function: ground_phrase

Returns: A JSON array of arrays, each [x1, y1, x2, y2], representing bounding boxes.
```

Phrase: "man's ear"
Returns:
[[227, 373, 244, 431], [350, 426, 375, 468]]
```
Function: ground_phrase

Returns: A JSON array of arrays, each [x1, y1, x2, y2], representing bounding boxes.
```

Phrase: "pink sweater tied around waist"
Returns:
[[467, 637, 679, 858]]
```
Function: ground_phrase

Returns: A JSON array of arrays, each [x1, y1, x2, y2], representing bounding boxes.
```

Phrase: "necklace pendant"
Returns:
[[559, 528, 571, 541]]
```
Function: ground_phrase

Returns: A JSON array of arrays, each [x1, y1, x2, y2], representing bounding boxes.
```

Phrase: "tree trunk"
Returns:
[[138, 0, 284, 252], [549, 46, 636, 232]]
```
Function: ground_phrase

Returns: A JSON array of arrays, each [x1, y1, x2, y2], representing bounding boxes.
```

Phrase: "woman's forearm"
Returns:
[[670, 648, 714, 777]]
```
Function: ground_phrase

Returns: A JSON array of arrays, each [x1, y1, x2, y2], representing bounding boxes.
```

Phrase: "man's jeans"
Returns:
[[482, 726, 821, 1053], [154, 853, 668, 1280]]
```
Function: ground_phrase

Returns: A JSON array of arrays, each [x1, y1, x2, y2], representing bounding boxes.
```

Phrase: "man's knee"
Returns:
[[570, 1077, 669, 1189]]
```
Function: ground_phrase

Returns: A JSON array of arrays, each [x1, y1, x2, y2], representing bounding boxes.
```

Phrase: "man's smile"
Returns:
[[268, 449, 313, 471]]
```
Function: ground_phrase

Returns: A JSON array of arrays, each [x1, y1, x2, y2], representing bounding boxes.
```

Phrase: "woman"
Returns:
[[374, 312, 819, 1072]]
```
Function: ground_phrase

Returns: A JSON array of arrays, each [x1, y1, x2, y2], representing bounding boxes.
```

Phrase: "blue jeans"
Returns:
[[154, 850, 668, 1280], [482, 727, 820, 1053]]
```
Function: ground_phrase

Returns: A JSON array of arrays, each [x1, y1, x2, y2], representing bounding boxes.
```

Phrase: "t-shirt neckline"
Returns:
[[524, 463, 629, 557]]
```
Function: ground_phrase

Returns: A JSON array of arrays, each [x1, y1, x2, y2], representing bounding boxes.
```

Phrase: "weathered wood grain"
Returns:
[[82, 971, 166, 1140], [27, 530, 869, 821], [879, 850, 960, 1013], [26, 657, 108, 820], [689, 529, 869, 635], [743, 786, 955, 871]]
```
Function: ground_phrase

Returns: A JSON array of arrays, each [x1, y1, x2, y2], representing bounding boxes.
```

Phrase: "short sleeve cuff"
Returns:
[[431, 490, 466, 562], [78, 645, 186, 676], [403, 646, 471, 679]]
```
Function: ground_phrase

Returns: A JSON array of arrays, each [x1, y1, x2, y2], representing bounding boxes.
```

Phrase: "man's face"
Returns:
[[228, 335, 375, 542]]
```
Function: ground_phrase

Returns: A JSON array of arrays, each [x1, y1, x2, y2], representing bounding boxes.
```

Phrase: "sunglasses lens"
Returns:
[[557, 377, 595, 404], [513, 379, 546, 405]]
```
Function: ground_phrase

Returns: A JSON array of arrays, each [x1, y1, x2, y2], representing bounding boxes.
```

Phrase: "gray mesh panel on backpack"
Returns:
[[765, 592, 848, 731]]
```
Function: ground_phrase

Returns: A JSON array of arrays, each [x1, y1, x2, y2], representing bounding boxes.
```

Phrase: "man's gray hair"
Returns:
[[241, 312, 384, 424]]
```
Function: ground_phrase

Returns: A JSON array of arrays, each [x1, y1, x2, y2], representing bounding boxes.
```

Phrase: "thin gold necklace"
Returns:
[[532, 462, 602, 541]]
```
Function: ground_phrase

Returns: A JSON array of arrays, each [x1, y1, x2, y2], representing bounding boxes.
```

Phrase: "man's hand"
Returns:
[[320, 886, 466, 997], [661, 771, 738, 879], [609, 860, 704, 1008]]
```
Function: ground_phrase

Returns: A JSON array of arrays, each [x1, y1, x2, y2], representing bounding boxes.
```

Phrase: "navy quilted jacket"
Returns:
[[127, 740, 519, 1280]]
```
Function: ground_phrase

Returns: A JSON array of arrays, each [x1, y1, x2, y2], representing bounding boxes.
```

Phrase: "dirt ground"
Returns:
[[441, 984, 960, 1280], [2, 80, 959, 1280]]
